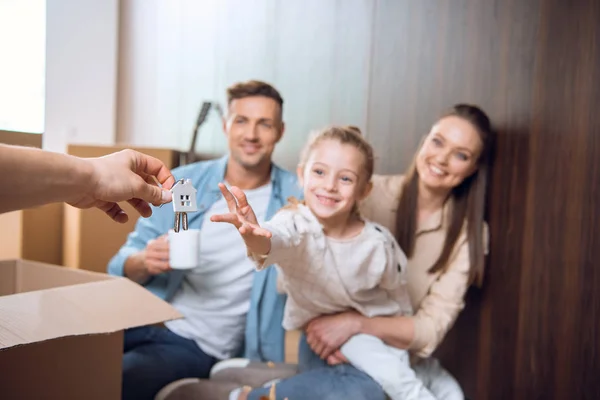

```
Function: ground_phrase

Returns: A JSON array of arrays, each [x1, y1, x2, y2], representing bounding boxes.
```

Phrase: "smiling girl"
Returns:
[[212, 126, 435, 400]]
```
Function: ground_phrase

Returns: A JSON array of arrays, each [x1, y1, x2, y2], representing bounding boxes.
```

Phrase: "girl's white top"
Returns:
[[249, 204, 413, 330]]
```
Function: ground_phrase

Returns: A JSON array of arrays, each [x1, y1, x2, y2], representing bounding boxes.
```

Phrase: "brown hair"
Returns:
[[395, 104, 494, 287], [299, 125, 375, 184], [226, 80, 284, 117]]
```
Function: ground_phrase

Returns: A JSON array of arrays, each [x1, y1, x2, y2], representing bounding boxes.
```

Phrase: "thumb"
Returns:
[[137, 181, 172, 206]]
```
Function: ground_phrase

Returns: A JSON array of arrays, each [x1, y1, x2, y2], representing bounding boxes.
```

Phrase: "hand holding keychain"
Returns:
[[152, 176, 198, 232]]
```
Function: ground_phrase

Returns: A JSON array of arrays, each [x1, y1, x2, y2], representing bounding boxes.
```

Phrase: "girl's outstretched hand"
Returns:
[[210, 183, 272, 254]]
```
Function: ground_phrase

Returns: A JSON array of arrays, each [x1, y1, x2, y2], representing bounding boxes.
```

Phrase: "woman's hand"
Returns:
[[305, 311, 364, 360], [326, 350, 349, 366]]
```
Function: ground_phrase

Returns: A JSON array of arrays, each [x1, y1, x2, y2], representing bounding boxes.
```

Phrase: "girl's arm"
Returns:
[[210, 184, 307, 269]]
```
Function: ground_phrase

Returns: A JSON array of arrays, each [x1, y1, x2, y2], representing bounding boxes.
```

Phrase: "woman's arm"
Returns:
[[305, 311, 415, 361], [406, 237, 471, 357], [307, 235, 475, 360]]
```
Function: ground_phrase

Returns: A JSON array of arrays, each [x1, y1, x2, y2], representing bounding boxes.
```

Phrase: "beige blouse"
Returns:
[[254, 204, 412, 331], [359, 174, 488, 358]]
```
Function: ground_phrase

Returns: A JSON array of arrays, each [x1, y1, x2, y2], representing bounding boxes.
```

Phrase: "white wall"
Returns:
[[117, 0, 374, 169], [44, 0, 119, 152], [0, 0, 46, 134]]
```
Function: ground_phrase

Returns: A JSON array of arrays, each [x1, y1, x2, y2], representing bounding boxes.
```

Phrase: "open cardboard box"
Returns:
[[0, 259, 182, 399]]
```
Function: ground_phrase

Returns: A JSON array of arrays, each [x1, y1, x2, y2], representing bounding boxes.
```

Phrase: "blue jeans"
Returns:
[[247, 334, 386, 400], [122, 326, 218, 400]]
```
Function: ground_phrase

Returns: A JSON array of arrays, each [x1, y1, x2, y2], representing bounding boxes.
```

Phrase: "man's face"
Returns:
[[224, 96, 284, 170]]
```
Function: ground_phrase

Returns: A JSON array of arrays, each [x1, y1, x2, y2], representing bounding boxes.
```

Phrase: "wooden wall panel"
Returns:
[[516, 1, 600, 399], [367, 1, 599, 399]]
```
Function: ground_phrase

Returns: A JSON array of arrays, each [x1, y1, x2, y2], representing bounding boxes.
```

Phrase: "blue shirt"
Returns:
[[107, 155, 303, 362]]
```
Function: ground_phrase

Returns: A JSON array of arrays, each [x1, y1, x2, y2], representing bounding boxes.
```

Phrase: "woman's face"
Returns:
[[416, 115, 483, 193]]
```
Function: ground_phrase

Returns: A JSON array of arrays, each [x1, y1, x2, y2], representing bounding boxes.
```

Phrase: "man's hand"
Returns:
[[123, 234, 171, 284], [143, 234, 172, 275], [210, 183, 272, 255], [69, 149, 176, 223]]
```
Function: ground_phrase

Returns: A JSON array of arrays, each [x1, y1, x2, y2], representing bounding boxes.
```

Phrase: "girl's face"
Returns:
[[298, 139, 371, 223], [416, 115, 483, 193]]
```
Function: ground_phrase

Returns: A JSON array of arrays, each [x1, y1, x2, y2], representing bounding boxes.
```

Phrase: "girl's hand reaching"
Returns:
[[210, 183, 272, 255]]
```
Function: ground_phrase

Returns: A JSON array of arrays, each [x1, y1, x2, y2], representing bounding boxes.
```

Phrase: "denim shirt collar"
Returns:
[[205, 154, 284, 203]]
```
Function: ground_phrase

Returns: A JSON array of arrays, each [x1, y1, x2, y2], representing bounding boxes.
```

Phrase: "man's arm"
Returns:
[[0, 144, 174, 222]]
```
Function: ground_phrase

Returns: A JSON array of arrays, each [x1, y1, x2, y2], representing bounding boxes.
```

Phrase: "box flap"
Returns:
[[0, 276, 182, 350]]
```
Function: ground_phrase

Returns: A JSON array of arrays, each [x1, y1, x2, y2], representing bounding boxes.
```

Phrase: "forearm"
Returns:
[[123, 251, 151, 284], [359, 314, 415, 350], [0, 145, 93, 213]]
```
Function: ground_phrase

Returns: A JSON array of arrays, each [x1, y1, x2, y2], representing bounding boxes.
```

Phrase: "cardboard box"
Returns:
[[0, 203, 63, 265], [0, 129, 43, 148], [0, 259, 182, 399], [0, 130, 63, 265], [63, 145, 181, 273]]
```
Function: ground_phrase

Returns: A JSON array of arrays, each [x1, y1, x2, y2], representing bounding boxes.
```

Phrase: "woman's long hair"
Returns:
[[395, 104, 494, 287]]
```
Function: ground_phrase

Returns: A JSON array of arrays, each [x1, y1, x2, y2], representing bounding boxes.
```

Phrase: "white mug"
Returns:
[[168, 229, 201, 270]]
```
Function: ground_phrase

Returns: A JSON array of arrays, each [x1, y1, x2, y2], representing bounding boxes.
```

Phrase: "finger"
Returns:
[[96, 201, 129, 223], [146, 247, 169, 261], [253, 226, 272, 238], [218, 183, 238, 213], [334, 350, 349, 363], [310, 339, 326, 358], [127, 198, 153, 218], [147, 238, 170, 252], [132, 178, 173, 207], [210, 213, 242, 227], [229, 186, 249, 209], [239, 204, 260, 225], [147, 235, 169, 246], [132, 151, 176, 190], [326, 354, 343, 365], [240, 224, 272, 238], [327, 350, 348, 365], [146, 235, 169, 249], [146, 259, 171, 274], [320, 345, 335, 360]]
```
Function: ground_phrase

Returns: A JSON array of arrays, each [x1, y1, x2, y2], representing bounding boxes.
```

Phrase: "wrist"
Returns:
[[65, 155, 96, 204], [124, 251, 150, 282], [353, 313, 367, 335]]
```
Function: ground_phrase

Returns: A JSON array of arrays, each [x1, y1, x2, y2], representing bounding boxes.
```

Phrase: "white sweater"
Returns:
[[250, 204, 413, 330]]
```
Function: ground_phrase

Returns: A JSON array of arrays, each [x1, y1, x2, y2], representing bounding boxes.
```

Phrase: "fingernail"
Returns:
[[161, 190, 171, 202]]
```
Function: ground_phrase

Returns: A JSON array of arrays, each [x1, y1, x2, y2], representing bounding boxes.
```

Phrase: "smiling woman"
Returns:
[[398, 104, 492, 285]]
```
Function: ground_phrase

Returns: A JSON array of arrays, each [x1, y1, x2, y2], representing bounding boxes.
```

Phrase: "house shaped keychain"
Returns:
[[171, 178, 198, 232]]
